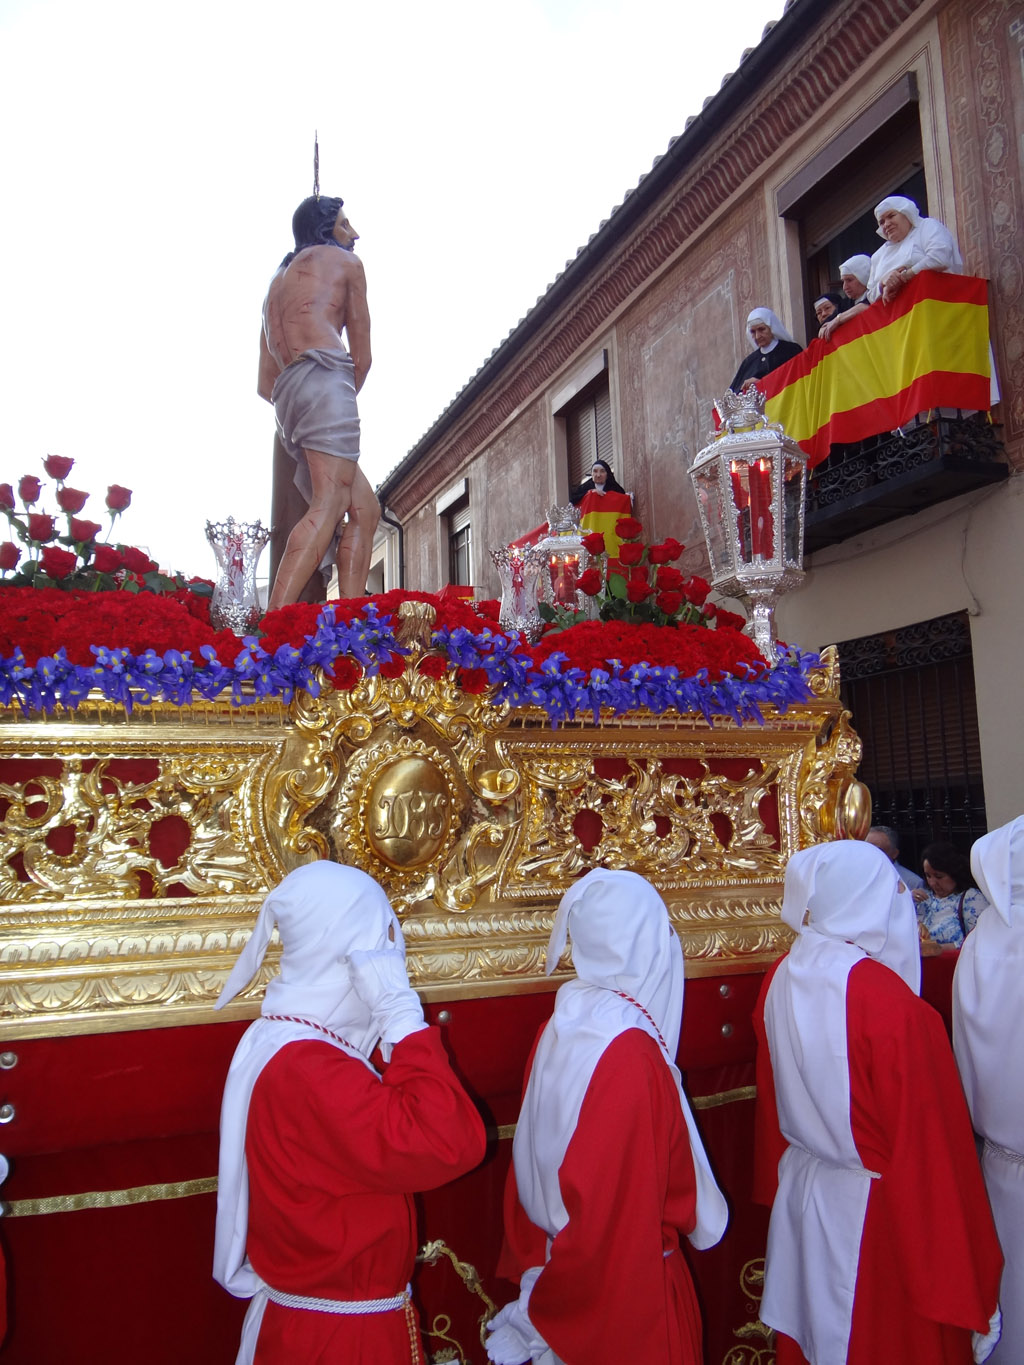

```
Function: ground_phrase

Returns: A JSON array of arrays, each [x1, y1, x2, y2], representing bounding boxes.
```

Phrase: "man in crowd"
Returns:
[[259, 195, 379, 607], [865, 824, 923, 890]]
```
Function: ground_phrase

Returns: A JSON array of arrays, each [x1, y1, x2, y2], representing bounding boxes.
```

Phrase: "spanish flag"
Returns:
[[578, 490, 634, 558], [760, 272, 992, 467]]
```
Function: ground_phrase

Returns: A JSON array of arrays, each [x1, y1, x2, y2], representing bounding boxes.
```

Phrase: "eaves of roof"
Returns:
[[377, 0, 844, 507]]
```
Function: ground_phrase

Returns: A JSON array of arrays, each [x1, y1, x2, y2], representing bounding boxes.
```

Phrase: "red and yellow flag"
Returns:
[[760, 272, 991, 467], [578, 490, 634, 558]]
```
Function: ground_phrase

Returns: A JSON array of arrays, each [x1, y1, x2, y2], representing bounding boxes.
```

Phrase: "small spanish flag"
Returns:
[[578, 490, 634, 557], [760, 272, 992, 467]]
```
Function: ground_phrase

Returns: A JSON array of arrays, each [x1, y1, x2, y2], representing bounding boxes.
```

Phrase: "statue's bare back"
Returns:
[[259, 245, 371, 398]]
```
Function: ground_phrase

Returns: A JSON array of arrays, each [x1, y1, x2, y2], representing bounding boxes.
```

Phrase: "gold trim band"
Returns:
[[4, 1175, 218, 1218], [4, 1089, 757, 1216]]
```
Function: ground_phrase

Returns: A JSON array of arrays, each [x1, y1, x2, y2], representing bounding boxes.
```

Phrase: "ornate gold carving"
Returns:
[[0, 648, 863, 1037]]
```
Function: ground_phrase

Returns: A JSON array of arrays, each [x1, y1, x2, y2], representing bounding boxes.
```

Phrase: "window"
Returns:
[[448, 497, 472, 586], [553, 350, 615, 495], [565, 374, 614, 492], [778, 75, 927, 335], [836, 611, 986, 870], [437, 478, 472, 587]]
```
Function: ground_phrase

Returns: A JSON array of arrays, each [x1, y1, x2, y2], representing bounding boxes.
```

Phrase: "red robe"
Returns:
[[754, 958, 1002, 1365], [500, 1028, 703, 1364], [244, 1026, 485, 1363]]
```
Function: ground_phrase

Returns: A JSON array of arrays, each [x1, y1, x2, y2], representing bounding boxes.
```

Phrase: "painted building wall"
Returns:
[[380, 0, 1023, 820]]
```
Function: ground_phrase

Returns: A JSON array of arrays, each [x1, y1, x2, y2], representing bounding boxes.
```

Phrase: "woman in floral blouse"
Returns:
[[912, 841, 990, 946]]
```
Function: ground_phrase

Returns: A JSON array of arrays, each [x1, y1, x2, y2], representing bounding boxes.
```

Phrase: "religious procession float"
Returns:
[[0, 286, 998, 1365]]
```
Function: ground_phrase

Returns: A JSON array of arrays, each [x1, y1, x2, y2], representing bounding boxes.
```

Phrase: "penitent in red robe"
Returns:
[[754, 958, 1002, 1365], [244, 1027, 486, 1364], [500, 1028, 704, 1364]]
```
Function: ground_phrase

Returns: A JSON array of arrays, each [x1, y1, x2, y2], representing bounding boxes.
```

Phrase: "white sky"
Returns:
[[0, 0, 784, 580]]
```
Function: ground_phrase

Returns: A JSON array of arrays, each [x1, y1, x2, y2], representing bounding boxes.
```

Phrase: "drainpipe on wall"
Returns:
[[379, 504, 406, 589]]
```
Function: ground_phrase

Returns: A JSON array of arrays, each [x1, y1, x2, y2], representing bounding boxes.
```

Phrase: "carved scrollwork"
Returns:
[[0, 651, 861, 1036]]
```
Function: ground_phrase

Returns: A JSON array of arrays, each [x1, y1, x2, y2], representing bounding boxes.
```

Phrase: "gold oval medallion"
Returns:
[[365, 757, 453, 869]]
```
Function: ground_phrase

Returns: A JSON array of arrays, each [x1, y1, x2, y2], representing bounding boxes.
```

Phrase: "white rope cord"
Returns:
[[266, 1284, 411, 1315]]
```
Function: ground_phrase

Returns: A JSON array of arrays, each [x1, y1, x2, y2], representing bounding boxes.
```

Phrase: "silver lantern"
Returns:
[[689, 389, 807, 658]]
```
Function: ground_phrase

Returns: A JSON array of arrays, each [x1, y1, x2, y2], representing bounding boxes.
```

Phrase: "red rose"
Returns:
[[0, 484, 14, 510], [628, 565, 649, 583], [40, 545, 79, 580], [118, 545, 157, 574], [576, 568, 603, 596], [626, 578, 656, 603], [683, 575, 711, 606], [106, 484, 133, 513], [70, 517, 102, 543], [92, 545, 123, 573], [615, 516, 643, 541], [649, 536, 683, 562], [581, 532, 606, 555], [655, 565, 684, 591], [618, 541, 644, 566], [44, 455, 75, 481], [0, 542, 21, 571], [656, 590, 683, 615], [27, 513, 57, 542], [18, 475, 42, 505], [57, 486, 90, 514]]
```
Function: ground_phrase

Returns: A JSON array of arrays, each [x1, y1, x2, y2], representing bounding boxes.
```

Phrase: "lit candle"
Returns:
[[749, 458, 774, 557]]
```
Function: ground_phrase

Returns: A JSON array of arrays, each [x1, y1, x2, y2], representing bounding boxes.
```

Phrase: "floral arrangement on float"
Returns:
[[0, 461, 818, 725]]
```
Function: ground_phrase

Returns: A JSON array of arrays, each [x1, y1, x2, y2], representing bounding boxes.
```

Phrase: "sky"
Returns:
[[0, 0, 785, 582]]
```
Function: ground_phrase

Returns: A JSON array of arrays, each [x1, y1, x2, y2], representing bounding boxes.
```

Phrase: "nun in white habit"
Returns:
[[867, 194, 963, 303], [487, 868, 727, 1365], [954, 815, 1024, 1365]]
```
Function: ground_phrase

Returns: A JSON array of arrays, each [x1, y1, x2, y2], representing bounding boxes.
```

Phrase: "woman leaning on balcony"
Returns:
[[867, 195, 963, 305]]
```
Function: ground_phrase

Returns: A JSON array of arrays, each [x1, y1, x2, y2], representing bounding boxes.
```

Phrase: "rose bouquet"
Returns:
[[0, 456, 206, 597]]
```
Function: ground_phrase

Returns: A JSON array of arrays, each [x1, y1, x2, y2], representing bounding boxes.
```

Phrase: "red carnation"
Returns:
[[626, 578, 656, 603], [576, 568, 603, 596], [618, 541, 644, 566], [92, 545, 123, 573], [57, 486, 90, 514], [118, 546, 157, 574], [40, 545, 79, 580], [615, 516, 643, 541], [18, 475, 42, 506], [683, 575, 711, 606], [324, 657, 361, 690], [0, 484, 14, 510], [70, 518, 103, 543], [0, 542, 20, 571], [417, 655, 448, 678], [457, 668, 489, 694], [27, 513, 57, 542], [649, 537, 683, 562], [106, 484, 133, 513], [714, 607, 748, 631], [655, 565, 684, 591], [581, 532, 606, 555], [44, 454, 75, 481], [656, 590, 683, 615]]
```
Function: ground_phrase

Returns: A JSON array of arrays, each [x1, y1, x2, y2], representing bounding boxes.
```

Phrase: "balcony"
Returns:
[[804, 411, 1007, 554]]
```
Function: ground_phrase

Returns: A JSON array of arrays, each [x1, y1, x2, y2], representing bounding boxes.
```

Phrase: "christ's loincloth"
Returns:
[[272, 347, 360, 506]]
